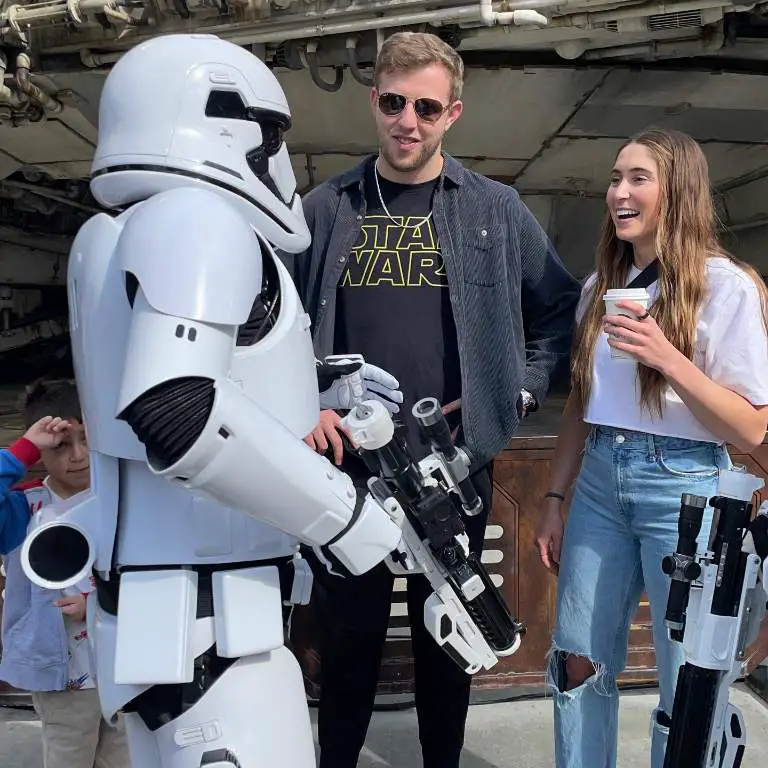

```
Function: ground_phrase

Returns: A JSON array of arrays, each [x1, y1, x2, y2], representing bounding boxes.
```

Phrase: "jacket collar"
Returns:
[[338, 152, 465, 190]]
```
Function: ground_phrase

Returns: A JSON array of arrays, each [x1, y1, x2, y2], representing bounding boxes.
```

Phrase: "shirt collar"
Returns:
[[338, 152, 465, 191]]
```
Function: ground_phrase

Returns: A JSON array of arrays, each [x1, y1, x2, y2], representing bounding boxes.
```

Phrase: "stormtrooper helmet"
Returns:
[[90, 33, 310, 254]]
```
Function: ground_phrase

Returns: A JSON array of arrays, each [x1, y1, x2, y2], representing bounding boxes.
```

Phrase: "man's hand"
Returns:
[[54, 594, 87, 622], [23, 416, 71, 451], [442, 398, 461, 441], [305, 410, 346, 466]]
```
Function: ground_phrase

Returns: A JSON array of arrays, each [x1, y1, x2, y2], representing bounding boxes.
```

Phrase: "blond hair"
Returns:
[[571, 128, 768, 416], [374, 31, 464, 103]]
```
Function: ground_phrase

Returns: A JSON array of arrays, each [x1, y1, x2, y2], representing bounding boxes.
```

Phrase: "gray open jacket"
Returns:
[[279, 154, 582, 468]]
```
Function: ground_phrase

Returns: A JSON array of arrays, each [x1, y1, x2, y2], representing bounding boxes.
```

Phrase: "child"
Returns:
[[0, 378, 130, 768]]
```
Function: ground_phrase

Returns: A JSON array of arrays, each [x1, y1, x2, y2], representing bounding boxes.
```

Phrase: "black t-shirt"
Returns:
[[334, 161, 462, 467]]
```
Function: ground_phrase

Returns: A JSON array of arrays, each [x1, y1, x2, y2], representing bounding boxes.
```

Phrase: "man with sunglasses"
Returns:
[[281, 30, 580, 768]]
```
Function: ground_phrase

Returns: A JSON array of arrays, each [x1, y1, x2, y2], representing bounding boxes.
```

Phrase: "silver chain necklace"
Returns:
[[374, 160, 433, 230]]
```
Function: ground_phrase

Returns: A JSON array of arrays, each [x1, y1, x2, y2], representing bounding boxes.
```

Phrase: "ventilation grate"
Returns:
[[648, 10, 703, 30]]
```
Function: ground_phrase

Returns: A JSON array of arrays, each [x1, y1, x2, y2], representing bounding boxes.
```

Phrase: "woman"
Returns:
[[534, 128, 768, 768]]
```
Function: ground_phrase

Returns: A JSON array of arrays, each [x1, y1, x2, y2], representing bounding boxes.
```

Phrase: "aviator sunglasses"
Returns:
[[377, 92, 448, 124]]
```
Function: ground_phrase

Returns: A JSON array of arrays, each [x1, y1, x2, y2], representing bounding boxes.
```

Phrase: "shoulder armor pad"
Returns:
[[118, 187, 263, 325]]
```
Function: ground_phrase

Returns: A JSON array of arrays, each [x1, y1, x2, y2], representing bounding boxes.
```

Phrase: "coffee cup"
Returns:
[[603, 288, 651, 361]]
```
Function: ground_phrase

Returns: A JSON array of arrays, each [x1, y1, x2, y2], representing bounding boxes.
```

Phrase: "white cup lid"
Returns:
[[603, 288, 651, 301]]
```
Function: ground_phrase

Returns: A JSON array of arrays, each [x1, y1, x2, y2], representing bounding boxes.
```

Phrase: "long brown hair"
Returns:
[[571, 128, 768, 416]]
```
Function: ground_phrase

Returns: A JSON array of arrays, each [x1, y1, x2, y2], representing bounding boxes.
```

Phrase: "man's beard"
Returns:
[[379, 130, 443, 175]]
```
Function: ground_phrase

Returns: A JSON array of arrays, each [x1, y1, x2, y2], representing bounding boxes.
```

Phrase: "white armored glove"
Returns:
[[316, 354, 403, 414]]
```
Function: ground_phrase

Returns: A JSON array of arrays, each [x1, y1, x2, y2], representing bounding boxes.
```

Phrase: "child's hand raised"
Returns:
[[23, 416, 71, 451], [54, 594, 87, 622]]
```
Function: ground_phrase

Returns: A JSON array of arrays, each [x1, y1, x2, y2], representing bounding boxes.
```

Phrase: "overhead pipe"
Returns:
[[31, 0, 743, 57], [466, 0, 743, 37], [2, 0, 116, 31], [305, 40, 344, 92], [80, 49, 123, 67], [226, 5, 496, 44], [223, 1, 556, 46], [15, 0, 743, 55], [346, 37, 374, 87], [101, 2, 136, 26], [38, 0, 644, 56], [480, 0, 550, 25], [0, 51, 63, 114], [46, 4, 487, 59], [14, 53, 64, 113], [1, 0, 474, 40], [0, 53, 24, 109], [297, 0, 479, 19]]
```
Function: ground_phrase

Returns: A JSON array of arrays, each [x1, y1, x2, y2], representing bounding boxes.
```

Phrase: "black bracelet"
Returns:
[[544, 491, 565, 501]]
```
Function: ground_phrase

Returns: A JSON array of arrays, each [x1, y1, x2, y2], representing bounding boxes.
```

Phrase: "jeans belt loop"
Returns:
[[646, 431, 657, 460]]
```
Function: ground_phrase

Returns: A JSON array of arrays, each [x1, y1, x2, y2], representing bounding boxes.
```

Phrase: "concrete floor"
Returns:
[[3, 684, 768, 768]]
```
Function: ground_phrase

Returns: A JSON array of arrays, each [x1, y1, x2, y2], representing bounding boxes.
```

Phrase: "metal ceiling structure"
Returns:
[[0, 0, 766, 355]]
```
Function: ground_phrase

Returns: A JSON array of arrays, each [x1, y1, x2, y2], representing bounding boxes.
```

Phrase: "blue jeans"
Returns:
[[550, 425, 731, 768]]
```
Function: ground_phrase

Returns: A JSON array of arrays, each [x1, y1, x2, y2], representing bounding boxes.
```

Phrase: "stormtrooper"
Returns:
[[19, 33, 524, 768]]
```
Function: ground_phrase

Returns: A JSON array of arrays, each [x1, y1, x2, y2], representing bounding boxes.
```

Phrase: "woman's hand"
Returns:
[[534, 498, 565, 575], [603, 300, 684, 375]]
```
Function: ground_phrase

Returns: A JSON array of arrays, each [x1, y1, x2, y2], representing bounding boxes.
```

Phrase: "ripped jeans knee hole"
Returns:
[[546, 647, 612, 696]]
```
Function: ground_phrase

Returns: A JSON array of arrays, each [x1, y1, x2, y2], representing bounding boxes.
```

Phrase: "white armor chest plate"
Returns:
[[67, 207, 301, 567]]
